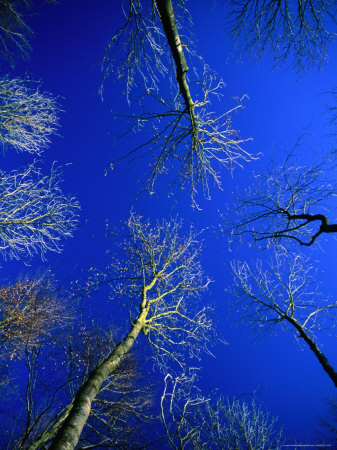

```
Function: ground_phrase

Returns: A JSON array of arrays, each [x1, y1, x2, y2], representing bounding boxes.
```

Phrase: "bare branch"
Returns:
[[226, 0, 337, 70], [101, 0, 168, 101], [0, 275, 71, 360], [224, 153, 337, 248], [0, 162, 79, 261], [231, 250, 337, 387], [161, 373, 283, 448], [50, 214, 214, 448], [105, 1, 254, 204], [119, 80, 253, 204], [0, 0, 32, 63], [0, 77, 60, 154]]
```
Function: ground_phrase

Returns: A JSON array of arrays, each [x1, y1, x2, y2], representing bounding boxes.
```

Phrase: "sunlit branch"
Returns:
[[105, 0, 254, 204], [101, 0, 167, 101], [50, 213, 214, 448], [117, 81, 253, 204]]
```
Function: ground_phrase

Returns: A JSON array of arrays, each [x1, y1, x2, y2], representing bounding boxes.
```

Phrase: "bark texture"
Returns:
[[49, 308, 148, 450], [156, 0, 197, 131]]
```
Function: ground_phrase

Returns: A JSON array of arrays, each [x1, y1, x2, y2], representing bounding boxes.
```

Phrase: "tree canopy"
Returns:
[[1, 0, 337, 448]]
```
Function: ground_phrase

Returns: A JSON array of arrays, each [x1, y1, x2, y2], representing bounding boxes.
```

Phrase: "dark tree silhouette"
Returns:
[[224, 154, 337, 247]]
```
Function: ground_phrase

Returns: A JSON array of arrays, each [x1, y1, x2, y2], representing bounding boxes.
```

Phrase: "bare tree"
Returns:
[[0, 163, 79, 261], [224, 153, 337, 248], [0, 275, 70, 360], [161, 373, 283, 449], [0, 77, 60, 154], [104, 0, 253, 204], [231, 250, 337, 388], [49, 213, 214, 449], [226, 0, 337, 70]]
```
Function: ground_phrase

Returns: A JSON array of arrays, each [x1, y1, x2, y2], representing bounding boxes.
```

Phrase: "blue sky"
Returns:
[[3, 0, 337, 446]]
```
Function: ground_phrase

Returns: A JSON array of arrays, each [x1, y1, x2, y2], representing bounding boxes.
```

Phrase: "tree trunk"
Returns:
[[288, 317, 337, 388], [156, 0, 195, 113], [49, 307, 148, 450]]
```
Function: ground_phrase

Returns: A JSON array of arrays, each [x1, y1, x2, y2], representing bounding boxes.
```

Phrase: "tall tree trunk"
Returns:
[[49, 307, 148, 450], [156, 0, 197, 132]]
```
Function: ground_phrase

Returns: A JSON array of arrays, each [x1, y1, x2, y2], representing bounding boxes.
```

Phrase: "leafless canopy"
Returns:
[[0, 163, 79, 261], [231, 250, 337, 387], [48, 214, 214, 449], [0, 275, 70, 360], [0, 77, 60, 154], [161, 373, 283, 449], [104, 0, 253, 204], [98, 213, 214, 370], [226, 0, 337, 70], [225, 154, 337, 248], [101, 0, 168, 100], [161, 372, 208, 448]]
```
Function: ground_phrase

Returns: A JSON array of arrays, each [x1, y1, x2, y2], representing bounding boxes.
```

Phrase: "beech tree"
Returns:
[[48, 213, 214, 449], [104, 0, 253, 204], [231, 250, 337, 388]]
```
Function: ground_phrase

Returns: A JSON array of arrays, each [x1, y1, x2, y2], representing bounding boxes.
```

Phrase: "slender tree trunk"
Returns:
[[288, 317, 337, 388], [49, 307, 148, 450]]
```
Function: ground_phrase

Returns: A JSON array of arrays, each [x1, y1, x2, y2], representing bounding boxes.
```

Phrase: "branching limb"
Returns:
[[161, 373, 283, 448], [0, 163, 79, 261], [224, 153, 337, 248], [231, 250, 337, 387], [50, 214, 214, 448], [106, 1, 254, 204], [226, 0, 337, 70], [0, 77, 60, 154]]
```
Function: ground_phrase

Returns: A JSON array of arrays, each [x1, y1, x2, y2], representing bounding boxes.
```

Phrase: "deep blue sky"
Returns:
[[4, 0, 337, 446]]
